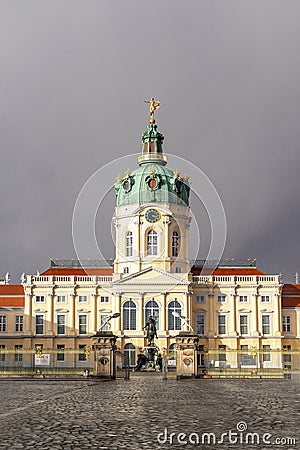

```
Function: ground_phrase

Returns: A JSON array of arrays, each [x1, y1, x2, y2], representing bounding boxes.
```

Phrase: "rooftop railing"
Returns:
[[192, 275, 280, 284]]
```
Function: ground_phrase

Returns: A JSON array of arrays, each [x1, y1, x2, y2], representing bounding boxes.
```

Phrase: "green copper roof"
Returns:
[[115, 122, 190, 207]]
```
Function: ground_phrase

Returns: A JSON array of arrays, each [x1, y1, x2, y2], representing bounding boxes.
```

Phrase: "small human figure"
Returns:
[[156, 353, 163, 371]]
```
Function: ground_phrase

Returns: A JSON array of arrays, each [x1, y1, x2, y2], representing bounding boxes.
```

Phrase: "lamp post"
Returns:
[[162, 347, 168, 380], [99, 312, 121, 332]]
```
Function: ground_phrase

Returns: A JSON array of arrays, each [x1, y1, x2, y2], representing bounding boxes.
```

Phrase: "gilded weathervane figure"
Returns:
[[144, 97, 160, 124]]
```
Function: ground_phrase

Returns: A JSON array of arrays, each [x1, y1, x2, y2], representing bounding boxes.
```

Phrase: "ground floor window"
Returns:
[[197, 345, 205, 366], [218, 345, 226, 362], [0, 345, 5, 362], [57, 344, 65, 361], [124, 343, 136, 367], [283, 345, 292, 363], [263, 345, 271, 362], [15, 345, 23, 362], [79, 344, 87, 361]]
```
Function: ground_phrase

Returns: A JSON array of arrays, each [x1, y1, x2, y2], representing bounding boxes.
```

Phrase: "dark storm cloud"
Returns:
[[0, 0, 300, 282]]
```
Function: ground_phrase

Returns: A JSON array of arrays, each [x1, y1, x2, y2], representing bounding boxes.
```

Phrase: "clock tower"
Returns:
[[113, 99, 191, 277]]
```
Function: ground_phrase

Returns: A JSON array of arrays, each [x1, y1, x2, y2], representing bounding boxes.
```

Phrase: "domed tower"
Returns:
[[114, 99, 191, 276]]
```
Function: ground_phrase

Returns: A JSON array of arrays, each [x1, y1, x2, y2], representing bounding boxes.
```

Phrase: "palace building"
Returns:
[[0, 101, 299, 376]]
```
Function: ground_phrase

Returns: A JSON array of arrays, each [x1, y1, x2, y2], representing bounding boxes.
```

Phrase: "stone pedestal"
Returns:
[[92, 331, 117, 380], [176, 332, 199, 379]]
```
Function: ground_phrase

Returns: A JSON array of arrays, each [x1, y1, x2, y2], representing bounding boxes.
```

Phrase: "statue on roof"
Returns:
[[20, 273, 26, 284], [144, 97, 160, 124]]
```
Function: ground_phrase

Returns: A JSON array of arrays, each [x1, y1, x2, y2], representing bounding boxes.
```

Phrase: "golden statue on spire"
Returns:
[[144, 97, 160, 124]]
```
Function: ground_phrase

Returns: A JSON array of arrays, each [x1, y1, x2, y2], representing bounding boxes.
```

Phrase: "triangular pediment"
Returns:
[[114, 266, 189, 288]]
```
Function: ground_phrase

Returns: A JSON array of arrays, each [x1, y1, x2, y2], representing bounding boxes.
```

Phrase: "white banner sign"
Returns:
[[35, 354, 50, 366]]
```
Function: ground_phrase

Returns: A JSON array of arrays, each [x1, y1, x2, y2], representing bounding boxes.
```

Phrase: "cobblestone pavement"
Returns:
[[0, 375, 299, 450]]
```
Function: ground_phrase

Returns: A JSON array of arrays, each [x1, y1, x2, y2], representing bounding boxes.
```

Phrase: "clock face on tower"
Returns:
[[145, 208, 160, 223]]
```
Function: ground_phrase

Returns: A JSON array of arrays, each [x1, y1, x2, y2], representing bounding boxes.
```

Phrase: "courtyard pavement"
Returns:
[[0, 375, 298, 450]]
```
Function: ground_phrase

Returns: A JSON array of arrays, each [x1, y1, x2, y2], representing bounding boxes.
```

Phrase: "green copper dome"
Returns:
[[115, 123, 190, 207]]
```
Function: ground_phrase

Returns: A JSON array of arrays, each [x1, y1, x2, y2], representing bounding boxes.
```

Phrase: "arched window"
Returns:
[[123, 267, 130, 274], [172, 231, 179, 257], [126, 231, 133, 257], [168, 300, 182, 331], [124, 343, 136, 367], [147, 230, 158, 255], [145, 300, 160, 330], [122, 300, 136, 330]]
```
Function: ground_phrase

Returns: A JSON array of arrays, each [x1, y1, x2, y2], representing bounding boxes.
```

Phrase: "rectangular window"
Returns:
[[100, 314, 110, 331], [35, 315, 44, 335], [218, 345, 226, 362], [263, 345, 271, 362], [197, 345, 205, 367], [0, 345, 5, 362], [78, 296, 88, 303], [57, 315, 66, 335], [126, 232, 133, 257], [79, 344, 86, 361], [240, 315, 248, 335], [147, 231, 158, 256], [79, 315, 87, 334], [57, 295, 66, 303], [100, 296, 109, 303], [262, 314, 270, 335], [57, 344, 65, 361], [15, 345, 23, 362], [0, 315, 7, 332], [217, 295, 226, 303], [195, 295, 205, 303], [218, 315, 226, 335], [196, 314, 205, 335], [283, 345, 292, 363], [240, 345, 249, 364], [282, 316, 291, 332], [15, 315, 24, 332], [172, 232, 179, 257], [261, 295, 270, 302], [35, 295, 45, 303], [239, 296, 248, 303]]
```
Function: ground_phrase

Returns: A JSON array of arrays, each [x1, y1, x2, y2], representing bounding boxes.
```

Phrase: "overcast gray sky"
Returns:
[[1, 1, 300, 282]]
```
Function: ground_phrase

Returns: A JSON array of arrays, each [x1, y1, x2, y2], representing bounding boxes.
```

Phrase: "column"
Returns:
[[114, 293, 122, 331], [163, 218, 171, 272], [229, 291, 237, 335], [161, 292, 167, 331], [25, 294, 33, 334], [275, 292, 282, 335], [187, 290, 193, 331], [138, 292, 144, 332], [182, 293, 188, 331], [91, 292, 97, 333], [251, 291, 259, 336], [47, 291, 54, 335], [69, 292, 76, 334], [208, 291, 215, 336]]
